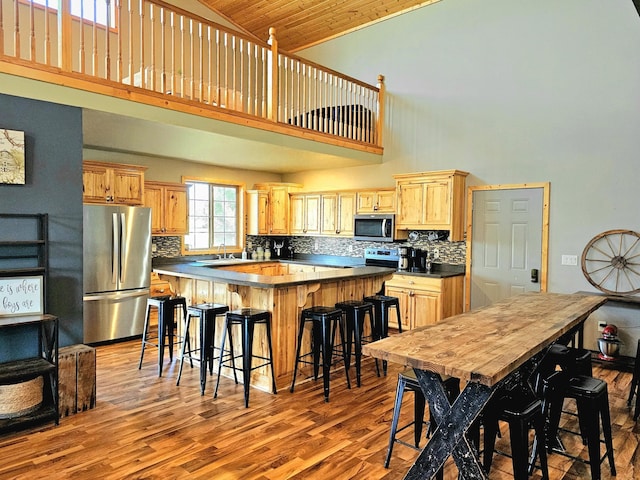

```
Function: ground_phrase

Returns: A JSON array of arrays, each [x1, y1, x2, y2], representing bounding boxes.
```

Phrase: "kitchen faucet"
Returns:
[[218, 244, 226, 259]]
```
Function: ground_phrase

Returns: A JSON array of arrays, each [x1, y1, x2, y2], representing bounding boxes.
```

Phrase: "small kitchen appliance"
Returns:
[[597, 324, 622, 361], [353, 214, 395, 242]]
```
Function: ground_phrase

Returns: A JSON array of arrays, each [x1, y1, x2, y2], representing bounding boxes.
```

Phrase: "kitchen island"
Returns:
[[153, 259, 396, 392]]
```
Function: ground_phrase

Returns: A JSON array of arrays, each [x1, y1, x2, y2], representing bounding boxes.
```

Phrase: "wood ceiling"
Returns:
[[197, 0, 441, 52]]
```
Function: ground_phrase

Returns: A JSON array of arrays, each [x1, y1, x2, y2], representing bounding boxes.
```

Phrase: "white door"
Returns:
[[470, 188, 544, 309]]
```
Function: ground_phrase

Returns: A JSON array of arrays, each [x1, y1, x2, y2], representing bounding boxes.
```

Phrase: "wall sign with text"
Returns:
[[0, 276, 44, 316]]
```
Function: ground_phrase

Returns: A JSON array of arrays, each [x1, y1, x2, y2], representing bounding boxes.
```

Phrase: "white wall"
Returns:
[[286, 0, 640, 299]]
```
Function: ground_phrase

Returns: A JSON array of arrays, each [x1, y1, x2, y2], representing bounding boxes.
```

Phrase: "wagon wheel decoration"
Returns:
[[581, 229, 640, 295]]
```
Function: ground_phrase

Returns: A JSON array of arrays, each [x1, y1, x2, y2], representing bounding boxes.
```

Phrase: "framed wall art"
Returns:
[[0, 276, 44, 316], [0, 129, 26, 185]]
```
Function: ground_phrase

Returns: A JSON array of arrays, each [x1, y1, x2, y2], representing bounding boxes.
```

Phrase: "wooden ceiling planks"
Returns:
[[197, 0, 441, 52]]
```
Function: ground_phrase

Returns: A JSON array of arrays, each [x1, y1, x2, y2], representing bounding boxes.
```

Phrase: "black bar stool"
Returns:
[[139, 295, 188, 376], [482, 387, 549, 480], [627, 338, 640, 420], [335, 300, 376, 386], [176, 303, 230, 394], [384, 368, 460, 471], [543, 372, 616, 480], [290, 305, 351, 402], [213, 308, 277, 408], [363, 294, 402, 375]]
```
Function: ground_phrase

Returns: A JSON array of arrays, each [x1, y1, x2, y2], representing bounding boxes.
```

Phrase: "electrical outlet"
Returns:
[[314, 240, 319, 251], [151, 243, 157, 252], [561, 255, 578, 266], [433, 248, 440, 259], [348, 244, 353, 253], [247, 241, 252, 249], [597, 321, 607, 332]]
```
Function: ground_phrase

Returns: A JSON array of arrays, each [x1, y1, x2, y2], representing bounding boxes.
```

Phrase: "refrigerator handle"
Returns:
[[112, 213, 119, 284], [120, 212, 126, 284]]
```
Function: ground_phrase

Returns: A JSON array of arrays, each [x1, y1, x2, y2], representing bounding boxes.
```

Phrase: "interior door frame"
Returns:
[[464, 182, 550, 311]]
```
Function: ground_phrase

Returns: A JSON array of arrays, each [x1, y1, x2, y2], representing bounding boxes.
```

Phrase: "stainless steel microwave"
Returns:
[[353, 214, 395, 242]]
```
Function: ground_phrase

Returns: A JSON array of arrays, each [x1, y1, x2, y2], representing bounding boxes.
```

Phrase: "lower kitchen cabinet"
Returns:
[[384, 274, 464, 330]]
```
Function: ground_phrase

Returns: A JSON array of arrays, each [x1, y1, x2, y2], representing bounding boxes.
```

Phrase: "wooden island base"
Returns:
[[162, 272, 393, 393]]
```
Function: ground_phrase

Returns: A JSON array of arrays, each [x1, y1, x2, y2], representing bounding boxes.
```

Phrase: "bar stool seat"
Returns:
[[213, 308, 277, 408], [384, 368, 459, 472], [335, 300, 376, 386], [176, 303, 230, 394], [290, 306, 351, 402], [139, 295, 188, 376], [364, 294, 402, 375]]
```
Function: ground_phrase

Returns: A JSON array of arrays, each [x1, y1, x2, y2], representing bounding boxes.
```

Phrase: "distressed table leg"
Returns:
[[403, 369, 493, 480]]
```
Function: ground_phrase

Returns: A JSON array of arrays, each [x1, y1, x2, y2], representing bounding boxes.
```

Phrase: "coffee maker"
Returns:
[[398, 246, 410, 271]]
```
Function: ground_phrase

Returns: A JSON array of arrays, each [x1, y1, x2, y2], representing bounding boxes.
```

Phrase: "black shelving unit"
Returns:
[[0, 214, 58, 433]]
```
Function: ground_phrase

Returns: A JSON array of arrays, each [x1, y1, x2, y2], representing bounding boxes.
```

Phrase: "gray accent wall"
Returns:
[[0, 93, 83, 359]]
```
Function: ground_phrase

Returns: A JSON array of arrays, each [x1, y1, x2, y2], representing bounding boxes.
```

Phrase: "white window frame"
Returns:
[[182, 177, 244, 255]]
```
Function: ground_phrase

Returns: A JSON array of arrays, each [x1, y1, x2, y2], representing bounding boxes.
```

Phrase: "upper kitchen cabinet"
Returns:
[[249, 183, 302, 236], [356, 188, 396, 214], [321, 191, 356, 237], [394, 170, 469, 241], [143, 181, 188, 235], [290, 193, 321, 236], [82, 161, 147, 205]]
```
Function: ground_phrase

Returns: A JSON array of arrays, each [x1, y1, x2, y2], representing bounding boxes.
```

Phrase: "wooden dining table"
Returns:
[[362, 292, 607, 480]]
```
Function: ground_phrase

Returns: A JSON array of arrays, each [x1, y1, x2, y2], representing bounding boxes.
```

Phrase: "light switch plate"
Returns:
[[561, 254, 578, 266]]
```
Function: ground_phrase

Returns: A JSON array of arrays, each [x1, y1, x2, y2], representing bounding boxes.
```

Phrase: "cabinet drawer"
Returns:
[[386, 275, 442, 292]]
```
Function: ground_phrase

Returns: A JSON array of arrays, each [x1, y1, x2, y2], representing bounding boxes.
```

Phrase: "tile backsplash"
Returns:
[[154, 230, 466, 265]]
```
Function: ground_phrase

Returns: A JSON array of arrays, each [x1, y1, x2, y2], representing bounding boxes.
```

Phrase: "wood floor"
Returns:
[[0, 340, 639, 479]]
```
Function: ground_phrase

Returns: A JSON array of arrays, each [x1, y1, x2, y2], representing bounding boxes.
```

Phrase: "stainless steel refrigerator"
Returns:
[[83, 205, 152, 343]]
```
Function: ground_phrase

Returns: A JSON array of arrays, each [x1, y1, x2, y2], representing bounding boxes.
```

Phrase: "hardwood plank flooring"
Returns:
[[0, 340, 639, 479]]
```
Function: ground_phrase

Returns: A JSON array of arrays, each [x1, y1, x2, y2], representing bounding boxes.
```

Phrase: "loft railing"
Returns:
[[0, 0, 384, 148]]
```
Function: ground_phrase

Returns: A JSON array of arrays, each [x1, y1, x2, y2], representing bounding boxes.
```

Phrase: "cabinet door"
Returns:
[[82, 164, 111, 203], [112, 168, 144, 205], [384, 285, 410, 331], [376, 190, 396, 213], [143, 184, 164, 233], [337, 192, 356, 236], [320, 193, 338, 235], [290, 195, 306, 235], [163, 186, 188, 234], [269, 186, 290, 234], [412, 290, 441, 328], [397, 183, 425, 226], [356, 191, 376, 213], [305, 194, 321, 235], [424, 180, 451, 227]]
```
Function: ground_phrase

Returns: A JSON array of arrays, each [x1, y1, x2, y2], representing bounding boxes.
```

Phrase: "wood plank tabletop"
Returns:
[[362, 292, 607, 387]]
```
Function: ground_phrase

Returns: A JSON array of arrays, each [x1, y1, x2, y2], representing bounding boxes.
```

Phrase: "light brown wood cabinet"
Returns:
[[356, 188, 396, 213], [384, 274, 464, 330], [290, 193, 321, 235], [249, 183, 302, 235], [320, 191, 356, 236], [82, 161, 147, 205], [143, 181, 188, 235], [394, 170, 469, 241]]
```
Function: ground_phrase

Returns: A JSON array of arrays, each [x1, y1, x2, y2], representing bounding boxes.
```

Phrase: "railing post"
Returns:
[[376, 74, 385, 147], [57, 0, 72, 71], [267, 27, 279, 122]]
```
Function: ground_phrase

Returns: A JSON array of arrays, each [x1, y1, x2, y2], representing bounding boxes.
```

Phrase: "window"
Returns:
[[29, 0, 117, 28], [184, 180, 241, 253]]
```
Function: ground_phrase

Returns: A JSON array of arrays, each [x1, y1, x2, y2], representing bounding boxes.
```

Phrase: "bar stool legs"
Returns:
[[627, 338, 640, 420], [290, 306, 351, 402], [139, 296, 188, 376], [364, 295, 402, 375], [214, 308, 277, 408]]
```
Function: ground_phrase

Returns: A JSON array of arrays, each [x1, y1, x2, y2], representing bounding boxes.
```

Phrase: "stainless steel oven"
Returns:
[[353, 214, 395, 242]]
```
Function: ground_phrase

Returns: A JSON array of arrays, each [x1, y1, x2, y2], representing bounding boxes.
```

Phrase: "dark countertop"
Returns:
[[153, 261, 395, 288], [152, 257, 464, 288]]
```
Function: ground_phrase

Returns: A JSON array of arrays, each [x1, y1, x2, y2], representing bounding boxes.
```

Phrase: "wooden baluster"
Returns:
[[376, 74, 385, 147], [0, 0, 4, 55], [14, 0, 20, 58], [231, 35, 236, 109], [127, 0, 134, 84], [267, 27, 278, 121], [43, 0, 51, 65], [160, 7, 166, 93], [104, 0, 111, 80], [189, 18, 194, 100], [115, 0, 122, 81], [58, 0, 72, 70], [29, 0, 35, 61], [261, 46, 267, 117], [149, 2, 156, 91], [140, 0, 145, 88], [246, 40, 252, 115], [207, 25, 213, 104], [223, 31, 229, 107], [180, 15, 185, 97], [198, 22, 203, 102], [170, 11, 175, 95]]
